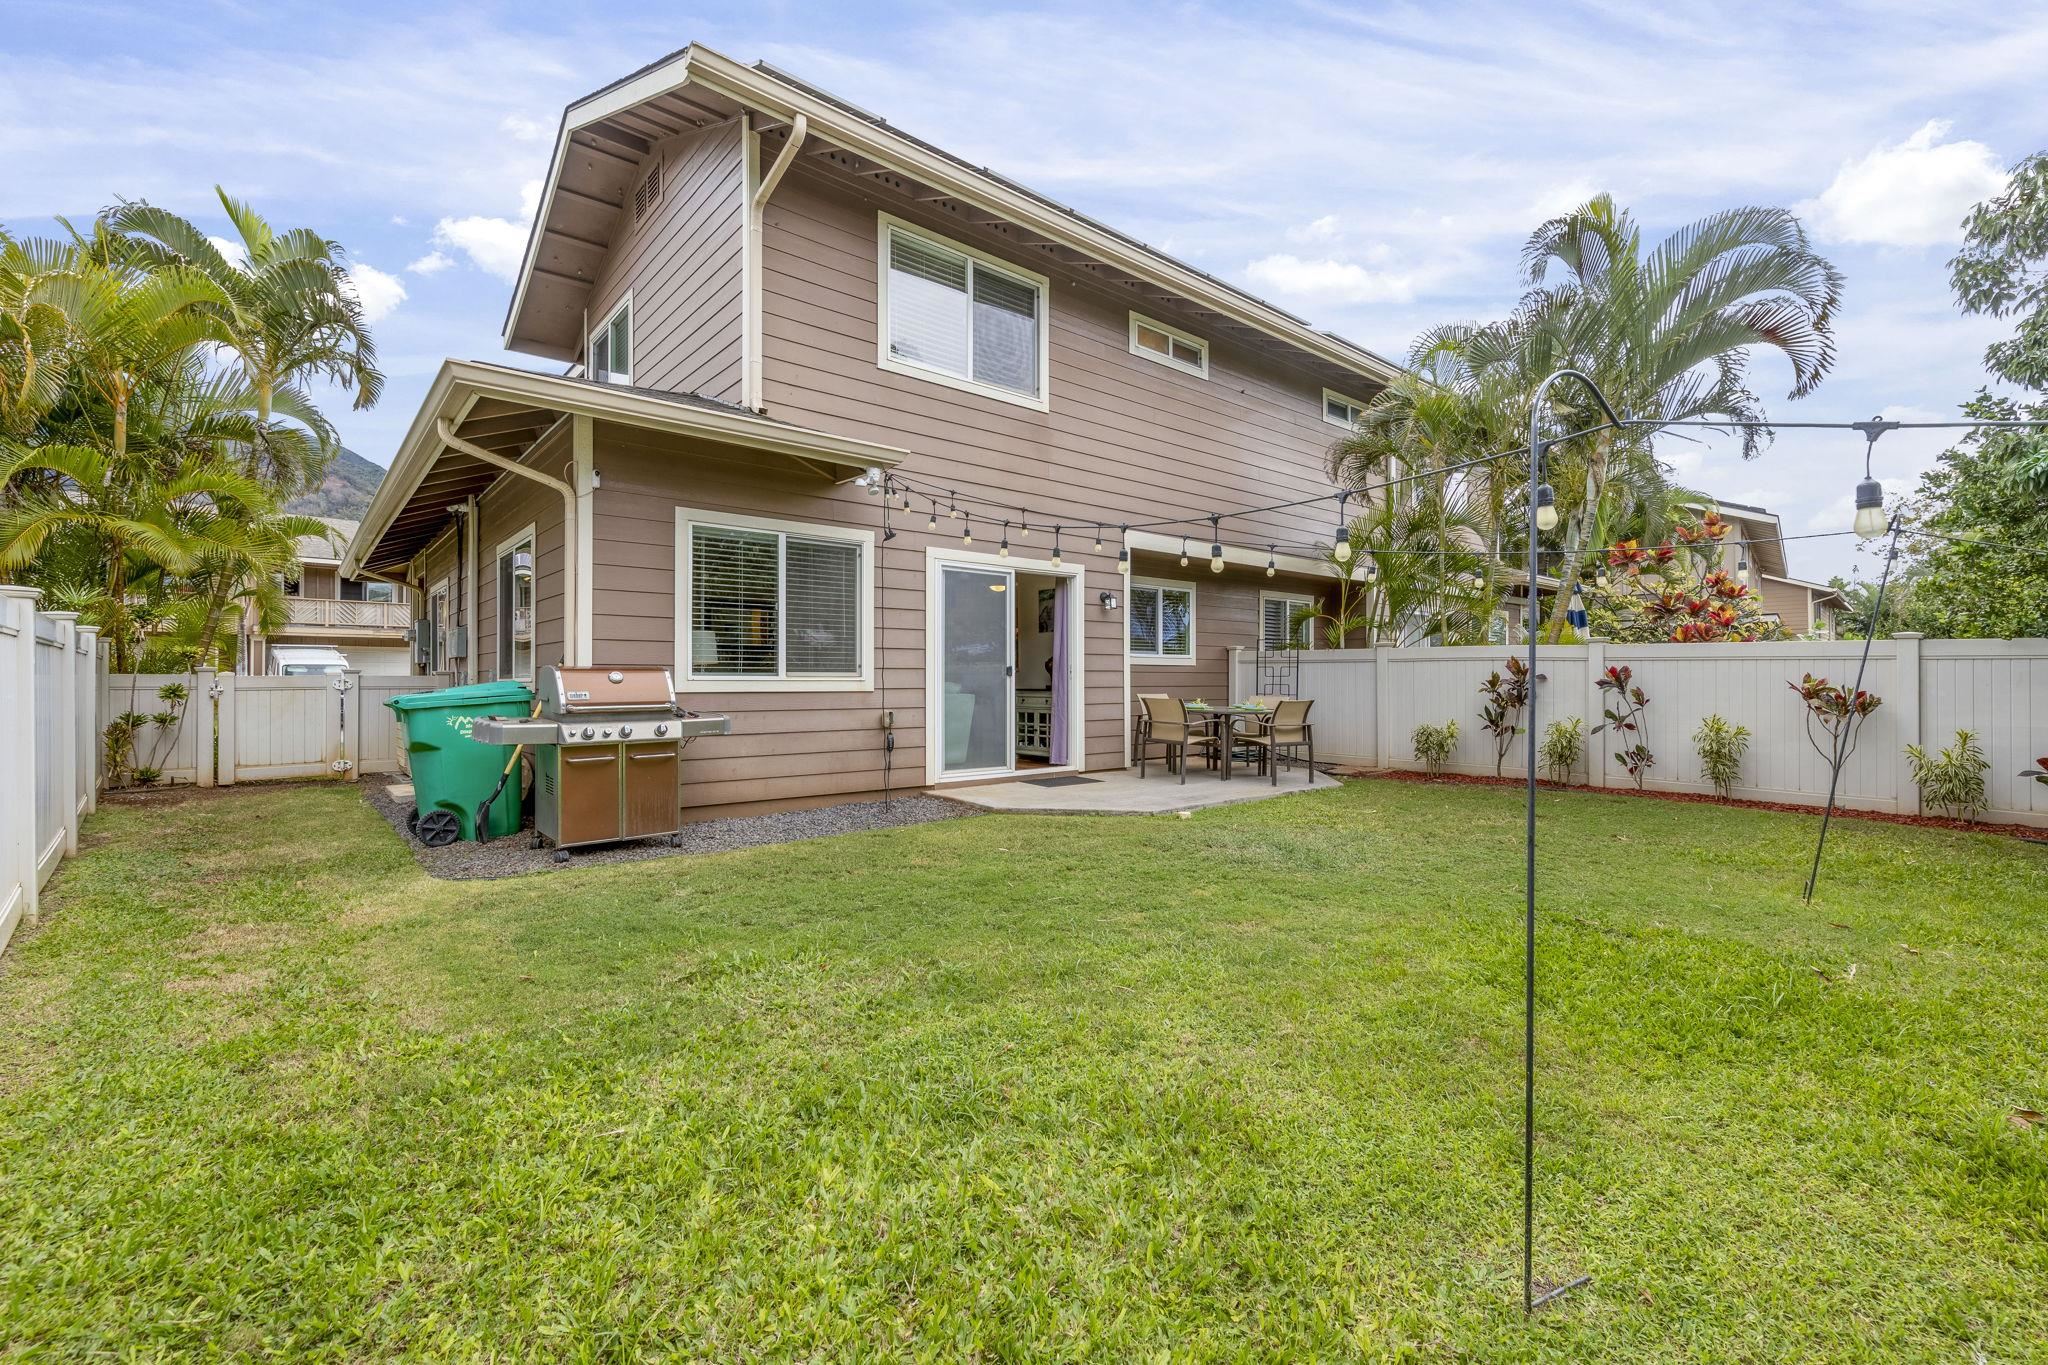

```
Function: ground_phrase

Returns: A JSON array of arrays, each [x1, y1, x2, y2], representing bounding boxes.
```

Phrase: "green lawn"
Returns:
[[0, 780, 2043, 1361]]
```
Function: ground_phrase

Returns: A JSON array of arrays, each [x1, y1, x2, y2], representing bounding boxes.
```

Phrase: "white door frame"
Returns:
[[924, 545, 1087, 786]]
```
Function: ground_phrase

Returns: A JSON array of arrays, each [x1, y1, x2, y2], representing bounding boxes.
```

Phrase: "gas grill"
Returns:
[[470, 665, 728, 860]]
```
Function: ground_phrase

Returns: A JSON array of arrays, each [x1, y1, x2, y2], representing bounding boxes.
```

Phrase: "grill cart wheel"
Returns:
[[416, 809, 462, 848], [551, 848, 572, 864]]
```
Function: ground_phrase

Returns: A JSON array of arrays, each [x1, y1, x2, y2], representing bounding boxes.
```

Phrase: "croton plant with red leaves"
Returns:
[[1792, 672, 1884, 788], [1591, 664, 1654, 788], [1585, 516, 1782, 644]]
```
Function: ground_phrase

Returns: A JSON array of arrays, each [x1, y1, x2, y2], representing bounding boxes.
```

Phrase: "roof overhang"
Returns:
[[342, 359, 907, 578], [503, 45, 1402, 388]]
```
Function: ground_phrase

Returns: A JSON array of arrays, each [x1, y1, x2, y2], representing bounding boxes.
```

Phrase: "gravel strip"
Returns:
[[362, 778, 974, 880]]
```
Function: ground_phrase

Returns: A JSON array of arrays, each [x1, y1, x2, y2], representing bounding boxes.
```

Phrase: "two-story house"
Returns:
[[243, 517, 414, 675], [343, 45, 1397, 817]]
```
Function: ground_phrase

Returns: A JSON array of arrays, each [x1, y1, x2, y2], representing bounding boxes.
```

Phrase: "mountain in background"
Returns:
[[285, 446, 385, 519]]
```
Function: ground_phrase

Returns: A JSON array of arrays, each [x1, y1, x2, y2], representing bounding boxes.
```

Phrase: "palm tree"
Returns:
[[108, 188, 383, 490], [1293, 483, 1494, 648], [1480, 195, 1842, 640]]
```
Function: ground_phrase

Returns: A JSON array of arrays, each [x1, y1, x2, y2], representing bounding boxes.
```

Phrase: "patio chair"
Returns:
[[1139, 695, 1222, 784], [1239, 698, 1315, 785], [1133, 693, 1168, 755]]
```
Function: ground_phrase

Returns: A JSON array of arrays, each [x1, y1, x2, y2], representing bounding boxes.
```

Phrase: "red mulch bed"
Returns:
[[1345, 767, 2048, 842]]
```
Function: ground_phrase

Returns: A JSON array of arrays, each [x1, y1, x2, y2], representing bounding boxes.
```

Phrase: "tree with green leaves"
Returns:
[[1293, 483, 1493, 648], [1951, 151, 2048, 391], [1895, 392, 2048, 639]]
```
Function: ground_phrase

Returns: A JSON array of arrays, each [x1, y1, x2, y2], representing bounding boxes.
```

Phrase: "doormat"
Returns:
[[1025, 775, 1102, 788]]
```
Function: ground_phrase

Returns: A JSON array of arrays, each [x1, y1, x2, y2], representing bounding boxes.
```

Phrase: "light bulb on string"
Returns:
[[1534, 483, 1559, 532], [999, 521, 1010, 558], [1092, 526, 1104, 554], [1050, 529, 1063, 570], [1018, 511, 1029, 539], [949, 493, 961, 520], [1118, 526, 1130, 575], [1179, 535, 1189, 568], [1265, 546, 1276, 578], [927, 505, 939, 532], [1208, 514, 1224, 574], [1332, 490, 1353, 562], [1853, 478, 1887, 538], [961, 513, 973, 548]]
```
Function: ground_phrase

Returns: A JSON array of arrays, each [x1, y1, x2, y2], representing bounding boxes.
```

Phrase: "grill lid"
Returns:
[[541, 665, 678, 714]]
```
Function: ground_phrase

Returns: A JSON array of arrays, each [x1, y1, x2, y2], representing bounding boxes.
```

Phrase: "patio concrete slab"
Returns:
[[945, 763, 1338, 814]]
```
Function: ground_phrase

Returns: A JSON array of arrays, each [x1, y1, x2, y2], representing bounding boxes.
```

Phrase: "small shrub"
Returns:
[[1592, 665, 1653, 788], [1412, 721, 1458, 777], [1791, 673, 1882, 795], [1906, 728, 1990, 821], [1693, 714, 1751, 798], [132, 766, 162, 786], [1477, 656, 1542, 777], [1540, 717, 1584, 785]]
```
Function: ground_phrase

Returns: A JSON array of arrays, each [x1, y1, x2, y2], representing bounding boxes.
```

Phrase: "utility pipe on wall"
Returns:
[[434, 417, 585, 667]]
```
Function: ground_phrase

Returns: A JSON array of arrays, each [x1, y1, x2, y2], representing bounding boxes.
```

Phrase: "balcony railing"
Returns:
[[281, 598, 411, 631]]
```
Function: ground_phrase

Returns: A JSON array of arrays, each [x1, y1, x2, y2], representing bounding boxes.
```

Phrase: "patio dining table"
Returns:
[[1181, 702, 1272, 780]]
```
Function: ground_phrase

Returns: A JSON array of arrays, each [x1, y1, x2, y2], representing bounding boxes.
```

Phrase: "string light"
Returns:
[[1093, 525, 1104, 554], [961, 512, 973, 547], [949, 492, 961, 520], [1364, 554, 1380, 586], [1735, 544, 1750, 586], [1178, 535, 1190, 567], [927, 504, 938, 532], [1265, 546, 1277, 578], [1118, 525, 1130, 575], [1208, 514, 1224, 574], [1332, 490, 1353, 562], [999, 521, 1010, 557], [1050, 528, 1063, 570], [1534, 483, 1559, 532], [1018, 510, 1030, 539]]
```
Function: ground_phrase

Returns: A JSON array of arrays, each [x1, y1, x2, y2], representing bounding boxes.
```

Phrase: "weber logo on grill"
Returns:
[[566, 690, 591, 701]]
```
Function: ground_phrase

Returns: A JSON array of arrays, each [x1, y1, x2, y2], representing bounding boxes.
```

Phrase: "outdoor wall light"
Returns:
[[1534, 482, 1559, 532], [858, 466, 882, 493], [1098, 590, 1119, 610]]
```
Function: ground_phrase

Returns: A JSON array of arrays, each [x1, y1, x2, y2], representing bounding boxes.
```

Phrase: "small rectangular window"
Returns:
[[1260, 593, 1313, 650], [1129, 312, 1208, 377], [592, 297, 631, 385], [686, 519, 868, 682], [880, 217, 1046, 407], [1323, 387, 1366, 429], [1128, 581, 1195, 661]]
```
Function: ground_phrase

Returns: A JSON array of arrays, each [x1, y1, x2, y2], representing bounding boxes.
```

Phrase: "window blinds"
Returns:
[[886, 227, 1040, 397], [1261, 597, 1308, 650], [689, 525, 863, 678]]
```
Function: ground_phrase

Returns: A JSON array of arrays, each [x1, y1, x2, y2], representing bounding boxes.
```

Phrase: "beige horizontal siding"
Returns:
[[473, 426, 571, 681]]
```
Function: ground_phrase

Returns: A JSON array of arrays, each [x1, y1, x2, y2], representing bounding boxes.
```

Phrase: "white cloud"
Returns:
[[500, 113, 547, 142], [1244, 253, 1422, 305], [1287, 214, 1340, 244], [206, 234, 247, 267], [343, 262, 407, 322], [406, 249, 454, 275], [1798, 120, 2008, 247], [430, 214, 529, 281]]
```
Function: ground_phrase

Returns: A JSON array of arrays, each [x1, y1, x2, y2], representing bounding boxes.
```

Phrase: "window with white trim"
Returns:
[[880, 217, 1046, 406], [1129, 312, 1208, 377], [1323, 387, 1366, 429], [496, 527, 536, 683], [591, 296, 631, 385], [684, 517, 868, 683], [1128, 580, 1195, 662], [1259, 592, 1314, 650]]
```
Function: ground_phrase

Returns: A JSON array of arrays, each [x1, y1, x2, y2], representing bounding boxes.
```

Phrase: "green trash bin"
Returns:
[[386, 680, 535, 846]]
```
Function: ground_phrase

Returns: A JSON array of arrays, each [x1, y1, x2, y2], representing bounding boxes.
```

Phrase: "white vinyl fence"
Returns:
[[104, 669, 455, 788], [1, 588, 100, 955], [1233, 634, 2048, 828]]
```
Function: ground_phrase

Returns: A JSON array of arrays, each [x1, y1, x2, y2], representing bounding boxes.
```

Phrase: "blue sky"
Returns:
[[6, 0, 2043, 582]]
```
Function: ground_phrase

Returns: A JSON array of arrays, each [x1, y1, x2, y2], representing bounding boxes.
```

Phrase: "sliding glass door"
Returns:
[[940, 565, 1012, 775]]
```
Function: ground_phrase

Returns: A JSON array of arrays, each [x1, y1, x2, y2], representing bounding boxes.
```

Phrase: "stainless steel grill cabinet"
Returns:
[[469, 665, 728, 859]]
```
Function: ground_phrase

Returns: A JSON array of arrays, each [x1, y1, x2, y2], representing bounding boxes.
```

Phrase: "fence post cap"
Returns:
[[0, 584, 43, 601], [1892, 631, 1925, 639], [41, 610, 81, 622]]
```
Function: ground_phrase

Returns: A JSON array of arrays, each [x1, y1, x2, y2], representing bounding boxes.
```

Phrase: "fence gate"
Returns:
[[219, 674, 352, 783]]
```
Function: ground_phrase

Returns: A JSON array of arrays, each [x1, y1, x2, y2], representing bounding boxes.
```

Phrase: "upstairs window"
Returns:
[[1323, 388, 1366, 429], [1129, 312, 1208, 377], [880, 216, 1047, 409], [496, 528, 536, 683], [591, 296, 631, 385], [1128, 580, 1195, 662]]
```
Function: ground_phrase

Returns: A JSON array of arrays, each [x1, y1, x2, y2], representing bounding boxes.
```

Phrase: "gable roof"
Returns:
[[503, 44, 1401, 388]]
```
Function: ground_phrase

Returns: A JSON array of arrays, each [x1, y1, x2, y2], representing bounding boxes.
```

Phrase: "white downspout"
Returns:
[[435, 417, 584, 667], [744, 112, 806, 411]]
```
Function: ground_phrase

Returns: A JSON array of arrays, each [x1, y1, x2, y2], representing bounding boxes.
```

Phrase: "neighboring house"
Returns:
[[242, 517, 413, 675], [1705, 501, 1846, 637], [343, 44, 1399, 817]]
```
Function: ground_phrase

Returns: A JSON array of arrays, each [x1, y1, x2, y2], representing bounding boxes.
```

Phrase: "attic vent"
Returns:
[[632, 160, 662, 224]]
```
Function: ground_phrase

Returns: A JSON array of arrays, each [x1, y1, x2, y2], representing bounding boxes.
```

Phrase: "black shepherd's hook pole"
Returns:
[[1801, 443, 1904, 905], [1521, 369, 1615, 1316]]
